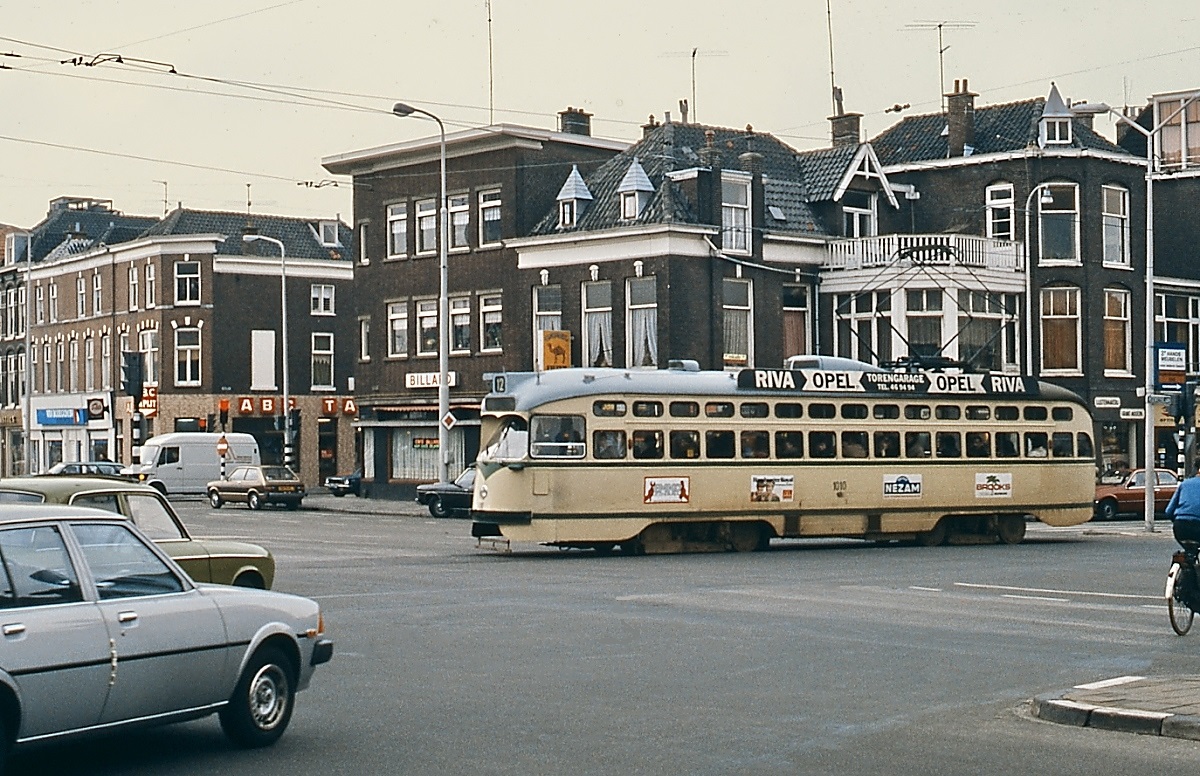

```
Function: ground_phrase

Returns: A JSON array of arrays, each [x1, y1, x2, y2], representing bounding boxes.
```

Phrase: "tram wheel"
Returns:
[[996, 515, 1027, 545], [729, 523, 766, 553], [915, 519, 947, 547]]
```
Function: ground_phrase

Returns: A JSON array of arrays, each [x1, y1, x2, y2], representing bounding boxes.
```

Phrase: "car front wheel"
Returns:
[[428, 497, 450, 519], [248, 491, 264, 510], [1095, 499, 1118, 521], [209, 490, 223, 509], [219, 646, 296, 748]]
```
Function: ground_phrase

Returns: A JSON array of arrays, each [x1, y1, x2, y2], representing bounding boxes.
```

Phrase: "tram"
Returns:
[[470, 358, 1096, 553]]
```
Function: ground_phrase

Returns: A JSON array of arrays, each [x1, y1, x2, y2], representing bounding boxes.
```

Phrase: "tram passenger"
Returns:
[[632, 431, 664, 459], [1167, 469, 1200, 548], [905, 432, 930, 458]]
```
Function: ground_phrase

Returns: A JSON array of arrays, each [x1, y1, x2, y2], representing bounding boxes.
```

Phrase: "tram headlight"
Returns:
[[479, 484, 488, 500]]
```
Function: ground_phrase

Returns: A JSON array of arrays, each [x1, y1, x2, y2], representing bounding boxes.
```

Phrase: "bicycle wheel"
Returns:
[[1169, 563, 1196, 635]]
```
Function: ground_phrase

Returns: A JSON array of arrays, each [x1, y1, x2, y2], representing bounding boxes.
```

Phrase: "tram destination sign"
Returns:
[[736, 369, 1039, 396]]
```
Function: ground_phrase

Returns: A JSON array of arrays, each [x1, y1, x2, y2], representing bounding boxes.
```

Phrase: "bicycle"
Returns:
[[1166, 541, 1200, 635]]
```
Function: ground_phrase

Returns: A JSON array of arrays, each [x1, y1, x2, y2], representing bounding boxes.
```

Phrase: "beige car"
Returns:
[[208, 465, 305, 510], [0, 476, 275, 588]]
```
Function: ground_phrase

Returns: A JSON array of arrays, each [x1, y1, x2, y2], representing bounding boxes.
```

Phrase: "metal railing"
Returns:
[[825, 234, 1022, 272]]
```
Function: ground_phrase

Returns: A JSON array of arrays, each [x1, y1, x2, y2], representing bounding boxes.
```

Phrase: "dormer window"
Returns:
[[560, 200, 577, 228], [555, 164, 593, 229], [317, 220, 341, 247], [617, 157, 654, 221], [621, 192, 640, 220], [1043, 118, 1071, 145], [721, 173, 751, 253], [4, 232, 30, 266]]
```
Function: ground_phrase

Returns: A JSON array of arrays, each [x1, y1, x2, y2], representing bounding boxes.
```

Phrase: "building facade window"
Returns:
[[35, 286, 43, 325], [359, 222, 370, 264], [30, 345, 37, 395], [311, 284, 335, 315], [359, 317, 370, 361], [1038, 183, 1079, 264], [627, 276, 658, 368], [41, 343, 49, 395], [905, 289, 942, 359], [85, 336, 95, 392], [48, 284, 58, 322], [985, 182, 1014, 240], [722, 175, 751, 254], [127, 267, 138, 312], [1042, 117, 1072, 145], [5, 289, 15, 338], [387, 302, 408, 358], [449, 195, 470, 250], [92, 273, 102, 315], [416, 199, 437, 254], [1159, 294, 1200, 372], [175, 261, 200, 305], [583, 281, 613, 367], [76, 276, 86, 318], [1158, 96, 1200, 170], [318, 221, 340, 247], [958, 290, 1020, 371], [1102, 185, 1130, 267], [387, 203, 407, 258], [835, 291, 892, 365], [533, 285, 563, 369], [1104, 288, 1132, 374], [417, 300, 438, 356], [450, 297, 471, 353], [782, 285, 810, 357], [145, 264, 156, 308], [101, 334, 111, 390], [139, 329, 159, 385], [311, 333, 334, 389], [1040, 286, 1081, 373], [842, 190, 876, 238], [55, 341, 63, 392], [480, 294, 502, 352], [174, 328, 201, 386], [68, 339, 78, 393], [620, 192, 640, 220], [559, 200, 577, 229], [479, 190, 502, 245], [722, 278, 753, 368]]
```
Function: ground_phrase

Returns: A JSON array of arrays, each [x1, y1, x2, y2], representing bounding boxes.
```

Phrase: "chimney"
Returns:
[[558, 106, 592, 136], [642, 114, 660, 138], [1073, 104, 1094, 132], [698, 129, 722, 167], [945, 78, 978, 157], [829, 112, 862, 148]]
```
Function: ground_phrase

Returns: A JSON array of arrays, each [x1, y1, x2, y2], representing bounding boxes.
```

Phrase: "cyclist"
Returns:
[[1166, 469, 1200, 549]]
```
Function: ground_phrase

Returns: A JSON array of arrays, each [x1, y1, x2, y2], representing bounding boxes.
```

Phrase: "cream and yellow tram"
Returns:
[[470, 359, 1096, 553]]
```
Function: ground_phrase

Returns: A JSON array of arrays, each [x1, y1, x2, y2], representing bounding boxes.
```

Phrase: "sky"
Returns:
[[2, 0, 1198, 229]]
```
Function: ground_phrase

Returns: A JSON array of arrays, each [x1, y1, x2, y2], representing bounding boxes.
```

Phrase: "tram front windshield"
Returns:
[[482, 417, 529, 462]]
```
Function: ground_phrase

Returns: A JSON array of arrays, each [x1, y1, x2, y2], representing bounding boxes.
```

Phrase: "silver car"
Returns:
[[0, 505, 333, 768]]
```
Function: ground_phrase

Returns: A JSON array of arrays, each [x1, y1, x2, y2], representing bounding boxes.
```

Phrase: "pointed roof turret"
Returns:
[[617, 157, 655, 193], [1042, 82, 1071, 118], [555, 165, 593, 202]]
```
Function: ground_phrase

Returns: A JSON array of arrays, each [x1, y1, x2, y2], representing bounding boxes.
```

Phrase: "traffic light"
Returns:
[[120, 352, 144, 400], [218, 398, 230, 430]]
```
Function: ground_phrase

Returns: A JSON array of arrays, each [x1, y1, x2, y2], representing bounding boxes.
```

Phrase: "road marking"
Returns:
[[1075, 675, 1144, 690], [954, 582, 1159, 601], [1002, 594, 1068, 602], [909, 586, 942, 592]]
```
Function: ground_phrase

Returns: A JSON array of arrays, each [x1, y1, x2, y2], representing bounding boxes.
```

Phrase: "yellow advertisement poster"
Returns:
[[541, 330, 571, 370]]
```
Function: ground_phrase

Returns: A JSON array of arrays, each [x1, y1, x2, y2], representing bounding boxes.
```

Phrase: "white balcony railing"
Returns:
[[825, 234, 1023, 272]]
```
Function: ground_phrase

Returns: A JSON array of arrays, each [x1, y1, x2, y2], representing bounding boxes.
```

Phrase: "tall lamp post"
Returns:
[[1074, 98, 1198, 532], [1022, 184, 1056, 372], [393, 101, 451, 484], [242, 233, 294, 470]]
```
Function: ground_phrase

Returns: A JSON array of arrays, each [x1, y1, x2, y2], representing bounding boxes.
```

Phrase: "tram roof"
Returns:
[[485, 366, 1086, 412]]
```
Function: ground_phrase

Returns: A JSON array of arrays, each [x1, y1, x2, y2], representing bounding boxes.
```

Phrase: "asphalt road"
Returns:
[[13, 499, 1200, 775]]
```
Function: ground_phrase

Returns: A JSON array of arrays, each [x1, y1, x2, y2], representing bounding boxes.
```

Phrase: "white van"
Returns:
[[124, 432, 260, 496]]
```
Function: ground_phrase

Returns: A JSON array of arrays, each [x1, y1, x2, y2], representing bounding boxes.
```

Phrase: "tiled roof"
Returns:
[[144, 209, 354, 262], [871, 97, 1131, 166], [795, 145, 860, 201], [556, 165, 593, 202], [531, 121, 837, 238], [26, 207, 158, 263]]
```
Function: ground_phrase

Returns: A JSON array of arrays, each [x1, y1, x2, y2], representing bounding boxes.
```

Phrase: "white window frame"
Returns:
[[85, 336, 95, 392], [1102, 185, 1130, 268], [311, 284, 335, 316], [1040, 286, 1082, 375], [448, 194, 470, 251], [76, 276, 86, 319], [479, 294, 502, 353], [68, 339, 78, 393], [478, 190, 502, 246], [92, 273, 102, 315], [359, 317, 370, 362], [842, 191, 877, 238], [582, 281, 613, 368], [175, 260, 201, 305], [5, 289, 15, 340], [834, 291, 892, 365], [48, 283, 58, 322], [358, 222, 370, 264], [145, 264, 156, 308], [1104, 287, 1132, 375], [1042, 117, 1072, 145], [318, 221, 340, 247], [722, 278, 753, 368], [387, 302, 408, 359], [416, 199, 437, 254], [533, 285, 563, 362], [956, 290, 1020, 371], [127, 266, 138, 312], [1037, 183, 1080, 265], [905, 289, 943, 360], [985, 182, 1014, 240], [311, 332, 334, 390], [174, 328, 202, 386], [34, 285, 43, 325], [782, 285, 810, 358], [626, 276, 658, 368], [101, 334, 111, 390], [55, 340, 63, 392], [416, 299, 438, 357], [559, 200, 577, 229], [139, 329, 159, 386], [387, 203, 407, 259], [721, 173, 752, 254], [620, 191, 640, 221], [450, 297, 471, 354]]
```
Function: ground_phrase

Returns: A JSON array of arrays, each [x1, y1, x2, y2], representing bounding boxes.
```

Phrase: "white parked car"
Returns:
[[0, 505, 333, 768]]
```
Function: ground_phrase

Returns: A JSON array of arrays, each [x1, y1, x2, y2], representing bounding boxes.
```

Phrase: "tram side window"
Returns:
[[531, 415, 586, 458], [483, 417, 529, 461], [633, 401, 663, 418], [741, 402, 769, 418], [1052, 407, 1074, 421], [966, 405, 991, 420], [810, 431, 836, 459], [810, 403, 836, 419], [874, 431, 900, 458], [841, 403, 868, 420], [705, 430, 735, 459], [669, 430, 700, 459], [935, 405, 961, 420], [1051, 432, 1074, 458], [741, 431, 770, 458], [996, 432, 1020, 458], [996, 406, 1019, 421], [905, 431, 931, 458], [705, 402, 734, 418], [841, 431, 868, 458], [776, 431, 804, 458], [593, 430, 627, 459], [669, 401, 699, 418], [1024, 406, 1049, 421], [905, 405, 931, 420], [631, 430, 664, 459], [593, 401, 626, 417], [1024, 432, 1049, 457], [873, 404, 900, 420], [1078, 432, 1095, 458], [935, 432, 961, 458], [775, 403, 803, 419], [966, 431, 990, 458]]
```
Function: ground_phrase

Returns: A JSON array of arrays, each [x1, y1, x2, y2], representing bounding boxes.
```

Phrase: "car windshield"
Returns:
[[0, 491, 45, 504], [481, 417, 528, 462], [137, 445, 160, 466], [263, 466, 297, 481]]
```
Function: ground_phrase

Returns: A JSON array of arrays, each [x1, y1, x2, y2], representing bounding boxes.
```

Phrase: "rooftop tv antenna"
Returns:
[[826, 0, 838, 115], [153, 180, 168, 216], [904, 20, 977, 111], [485, 0, 495, 124], [659, 48, 727, 124]]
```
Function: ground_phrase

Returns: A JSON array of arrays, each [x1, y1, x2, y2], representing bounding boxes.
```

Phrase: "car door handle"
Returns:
[[2, 623, 25, 636], [117, 611, 138, 624]]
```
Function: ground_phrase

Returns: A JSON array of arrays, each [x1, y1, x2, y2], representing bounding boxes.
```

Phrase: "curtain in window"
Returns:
[[723, 309, 748, 365], [631, 308, 657, 367], [1042, 319, 1078, 370], [783, 310, 806, 357], [1104, 319, 1127, 371], [586, 311, 612, 367]]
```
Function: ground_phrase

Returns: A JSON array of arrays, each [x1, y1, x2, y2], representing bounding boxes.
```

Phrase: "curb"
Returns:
[[1031, 691, 1200, 739]]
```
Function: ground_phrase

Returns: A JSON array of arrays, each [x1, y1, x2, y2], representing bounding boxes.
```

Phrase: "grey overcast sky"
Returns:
[[2, 0, 1197, 228]]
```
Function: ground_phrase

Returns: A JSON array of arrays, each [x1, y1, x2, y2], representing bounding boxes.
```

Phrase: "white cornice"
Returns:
[[213, 254, 355, 280], [513, 224, 716, 268], [881, 148, 1145, 174], [28, 234, 222, 279]]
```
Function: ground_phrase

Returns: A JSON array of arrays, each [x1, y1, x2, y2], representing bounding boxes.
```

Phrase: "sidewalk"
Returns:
[[305, 489, 428, 517], [1032, 675, 1200, 739]]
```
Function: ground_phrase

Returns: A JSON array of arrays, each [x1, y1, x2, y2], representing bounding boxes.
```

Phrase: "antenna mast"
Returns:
[[153, 180, 168, 217], [826, 0, 838, 115], [486, 0, 495, 124], [904, 20, 977, 111]]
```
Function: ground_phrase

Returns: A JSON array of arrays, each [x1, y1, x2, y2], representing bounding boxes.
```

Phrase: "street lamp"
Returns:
[[393, 101, 451, 484], [1022, 184, 1056, 372], [242, 233, 293, 470], [1074, 98, 1198, 532]]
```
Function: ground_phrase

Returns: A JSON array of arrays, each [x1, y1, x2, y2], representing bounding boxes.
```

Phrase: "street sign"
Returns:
[[441, 412, 457, 430], [216, 435, 229, 458]]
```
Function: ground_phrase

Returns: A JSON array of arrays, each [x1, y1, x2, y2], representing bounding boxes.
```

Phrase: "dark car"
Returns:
[[42, 460, 126, 477], [324, 469, 366, 497], [207, 465, 305, 510], [1093, 468, 1180, 520], [416, 465, 476, 518]]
